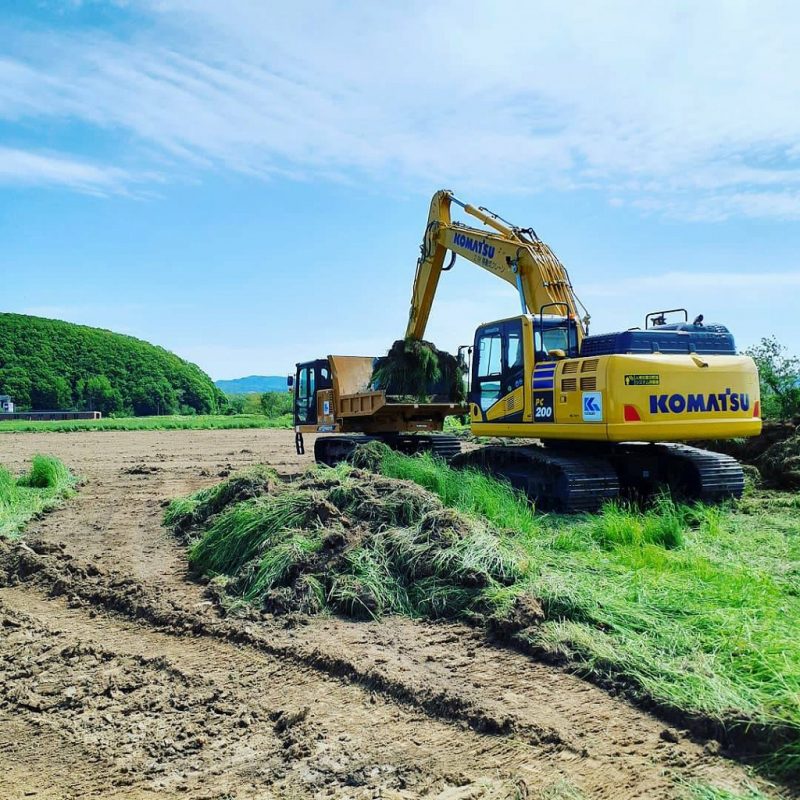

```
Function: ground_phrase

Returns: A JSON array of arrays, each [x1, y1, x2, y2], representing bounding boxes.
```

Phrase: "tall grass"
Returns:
[[359, 444, 800, 776], [0, 413, 292, 434], [0, 455, 75, 538], [17, 454, 73, 488], [166, 444, 800, 778], [370, 448, 540, 537]]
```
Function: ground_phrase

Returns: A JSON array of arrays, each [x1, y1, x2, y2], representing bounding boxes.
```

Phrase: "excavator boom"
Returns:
[[405, 190, 589, 342]]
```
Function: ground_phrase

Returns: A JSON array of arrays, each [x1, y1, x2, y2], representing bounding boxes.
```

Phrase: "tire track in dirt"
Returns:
[[0, 429, 784, 799], [2, 588, 549, 799]]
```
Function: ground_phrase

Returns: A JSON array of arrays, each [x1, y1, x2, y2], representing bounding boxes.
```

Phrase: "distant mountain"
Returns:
[[215, 375, 288, 394]]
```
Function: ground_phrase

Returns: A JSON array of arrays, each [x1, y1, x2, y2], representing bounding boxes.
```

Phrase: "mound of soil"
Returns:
[[167, 463, 518, 620], [700, 419, 798, 463], [756, 432, 800, 489], [700, 419, 800, 489]]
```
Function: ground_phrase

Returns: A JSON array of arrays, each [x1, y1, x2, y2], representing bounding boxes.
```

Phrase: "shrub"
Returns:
[[746, 336, 800, 420], [19, 455, 72, 489]]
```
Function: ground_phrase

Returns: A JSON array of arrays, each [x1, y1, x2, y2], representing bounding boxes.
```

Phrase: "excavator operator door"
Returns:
[[470, 316, 528, 424]]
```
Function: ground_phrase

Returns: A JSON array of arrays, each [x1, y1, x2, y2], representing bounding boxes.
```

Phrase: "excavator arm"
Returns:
[[405, 190, 589, 344]]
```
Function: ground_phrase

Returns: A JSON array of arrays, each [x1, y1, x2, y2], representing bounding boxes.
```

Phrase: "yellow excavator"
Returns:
[[293, 190, 761, 511]]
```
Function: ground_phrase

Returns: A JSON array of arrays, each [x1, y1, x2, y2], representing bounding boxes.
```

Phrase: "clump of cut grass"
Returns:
[[189, 490, 330, 577], [683, 783, 773, 800], [353, 442, 539, 537], [173, 463, 519, 620], [371, 338, 466, 403], [18, 454, 72, 489], [0, 455, 75, 538], [163, 465, 278, 537], [537, 780, 588, 800], [757, 432, 800, 489]]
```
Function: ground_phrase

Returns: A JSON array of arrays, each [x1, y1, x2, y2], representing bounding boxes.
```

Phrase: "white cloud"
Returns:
[[0, 146, 135, 194], [2, 2, 800, 215]]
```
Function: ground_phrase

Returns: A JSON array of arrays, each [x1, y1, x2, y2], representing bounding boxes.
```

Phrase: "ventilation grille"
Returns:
[[562, 361, 579, 374], [581, 359, 599, 372], [506, 395, 516, 411], [561, 378, 577, 392], [580, 376, 597, 391]]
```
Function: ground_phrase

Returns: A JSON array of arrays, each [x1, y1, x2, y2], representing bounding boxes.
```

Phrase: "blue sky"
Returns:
[[2, 1, 799, 380]]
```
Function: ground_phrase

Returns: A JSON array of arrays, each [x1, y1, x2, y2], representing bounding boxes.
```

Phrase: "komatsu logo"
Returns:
[[649, 389, 750, 414], [453, 232, 495, 259]]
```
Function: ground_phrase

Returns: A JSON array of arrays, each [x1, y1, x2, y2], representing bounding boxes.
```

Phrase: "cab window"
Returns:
[[505, 326, 524, 395], [534, 319, 578, 361], [474, 327, 502, 411]]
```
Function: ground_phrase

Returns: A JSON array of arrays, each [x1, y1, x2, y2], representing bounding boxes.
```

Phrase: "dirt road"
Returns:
[[0, 429, 780, 799]]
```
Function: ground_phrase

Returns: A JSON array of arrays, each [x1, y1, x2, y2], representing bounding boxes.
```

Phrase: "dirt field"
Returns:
[[0, 429, 780, 799]]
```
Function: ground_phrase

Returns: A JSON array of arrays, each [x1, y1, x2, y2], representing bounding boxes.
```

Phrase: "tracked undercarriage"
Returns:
[[316, 434, 745, 513]]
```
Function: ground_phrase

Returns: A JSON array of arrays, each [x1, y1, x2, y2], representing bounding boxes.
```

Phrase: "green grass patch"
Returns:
[[684, 784, 774, 800], [0, 413, 292, 434], [364, 444, 800, 778], [0, 455, 76, 538], [165, 444, 800, 780]]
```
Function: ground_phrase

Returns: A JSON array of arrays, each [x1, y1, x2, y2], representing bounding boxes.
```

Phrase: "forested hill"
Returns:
[[0, 314, 226, 415]]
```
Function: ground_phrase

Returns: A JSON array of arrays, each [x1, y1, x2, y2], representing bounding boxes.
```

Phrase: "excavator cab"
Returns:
[[533, 315, 579, 362], [293, 359, 333, 427], [470, 314, 579, 420]]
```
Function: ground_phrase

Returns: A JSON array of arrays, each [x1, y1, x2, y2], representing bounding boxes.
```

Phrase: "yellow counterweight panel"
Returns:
[[471, 352, 761, 443], [604, 353, 761, 441]]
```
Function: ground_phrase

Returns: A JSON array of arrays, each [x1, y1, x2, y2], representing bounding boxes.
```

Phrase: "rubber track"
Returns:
[[453, 446, 620, 513], [315, 435, 373, 466], [404, 434, 462, 460], [654, 442, 745, 501]]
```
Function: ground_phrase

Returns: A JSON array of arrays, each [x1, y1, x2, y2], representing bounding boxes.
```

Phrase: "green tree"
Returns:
[[260, 391, 292, 418], [225, 394, 247, 414], [0, 314, 224, 417], [0, 366, 32, 409], [131, 379, 179, 416], [30, 375, 72, 410], [746, 336, 800, 420], [78, 375, 123, 416]]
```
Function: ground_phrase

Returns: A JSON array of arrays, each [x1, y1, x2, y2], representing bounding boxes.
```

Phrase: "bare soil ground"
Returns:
[[0, 429, 781, 799]]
